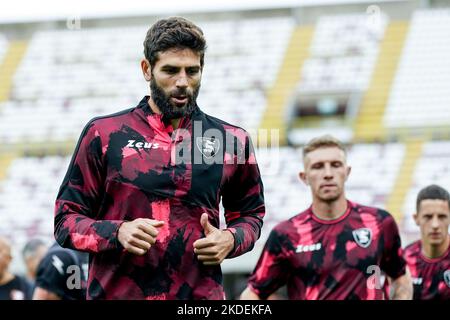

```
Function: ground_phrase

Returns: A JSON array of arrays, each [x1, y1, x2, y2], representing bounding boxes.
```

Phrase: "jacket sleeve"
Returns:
[[248, 227, 292, 299], [221, 132, 265, 258], [54, 120, 123, 253], [379, 211, 407, 280]]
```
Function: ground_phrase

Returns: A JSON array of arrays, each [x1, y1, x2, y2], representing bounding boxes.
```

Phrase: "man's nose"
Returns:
[[176, 71, 188, 88], [324, 164, 333, 178], [431, 216, 440, 229]]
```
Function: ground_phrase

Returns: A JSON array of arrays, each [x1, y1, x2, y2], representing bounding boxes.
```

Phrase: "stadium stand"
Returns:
[[0, 26, 148, 143], [0, 156, 69, 241], [384, 9, 450, 129], [300, 13, 388, 93], [198, 17, 294, 130], [0, 34, 8, 63], [287, 13, 388, 144], [0, 17, 294, 144]]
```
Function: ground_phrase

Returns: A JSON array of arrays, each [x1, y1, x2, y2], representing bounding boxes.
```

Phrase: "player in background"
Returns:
[[22, 238, 48, 283], [33, 242, 89, 300], [0, 237, 33, 300], [241, 135, 412, 300], [404, 184, 450, 300]]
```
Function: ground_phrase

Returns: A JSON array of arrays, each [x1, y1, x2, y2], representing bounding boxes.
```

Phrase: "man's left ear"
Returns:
[[141, 59, 152, 81]]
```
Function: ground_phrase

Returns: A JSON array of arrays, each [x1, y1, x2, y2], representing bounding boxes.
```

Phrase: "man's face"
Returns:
[[0, 240, 11, 279], [300, 147, 351, 203], [414, 199, 450, 246], [147, 48, 202, 119]]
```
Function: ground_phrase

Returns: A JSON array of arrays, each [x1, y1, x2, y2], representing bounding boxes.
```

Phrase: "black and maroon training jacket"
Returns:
[[54, 96, 265, 300]]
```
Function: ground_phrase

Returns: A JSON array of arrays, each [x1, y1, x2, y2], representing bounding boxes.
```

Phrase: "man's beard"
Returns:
[[150, 77, 200, 121]]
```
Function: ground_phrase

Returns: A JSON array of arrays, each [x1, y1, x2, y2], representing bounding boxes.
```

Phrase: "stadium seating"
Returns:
[[287, 14, 388, 145], [0, 26, 148, 143], [299, 13, 388, 93], [0, 17, 294, 144], [0, 34, 8, 63], [198, 18, 294, 130], [384, 9, 450, 128], [0, 156, 70, 246]]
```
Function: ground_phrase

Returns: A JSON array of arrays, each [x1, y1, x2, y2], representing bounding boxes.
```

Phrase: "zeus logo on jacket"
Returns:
[[126, 140, 159, 149]]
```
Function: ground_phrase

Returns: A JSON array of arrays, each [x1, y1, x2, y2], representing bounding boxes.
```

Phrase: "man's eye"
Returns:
[[187, 68, 199, 76], [164, 68, 178, 74]]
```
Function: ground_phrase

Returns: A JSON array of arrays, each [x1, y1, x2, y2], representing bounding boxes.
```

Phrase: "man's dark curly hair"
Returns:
[[143, 17, 206, 68]]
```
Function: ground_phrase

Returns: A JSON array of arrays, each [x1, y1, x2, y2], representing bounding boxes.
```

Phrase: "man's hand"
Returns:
[[33, 287, 61, 300], [390, 273, 413, 300], [240, 286, 261, 300], [193, 213, 234, 265], [118, 218, 164, 255]]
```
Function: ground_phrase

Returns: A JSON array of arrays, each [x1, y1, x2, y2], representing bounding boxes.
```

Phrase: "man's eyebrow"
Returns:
[[161, 65, 179, 70], [160, 65, 201, 71]]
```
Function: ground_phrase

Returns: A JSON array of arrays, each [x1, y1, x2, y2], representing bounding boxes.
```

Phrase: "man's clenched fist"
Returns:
[[118, 218, 164, 255]]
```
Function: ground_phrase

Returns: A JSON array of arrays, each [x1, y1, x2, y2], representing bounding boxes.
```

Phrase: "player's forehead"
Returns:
[[303, 147, 346, 166], [154, 48, 201, 68], [418, 199, 450, 215]]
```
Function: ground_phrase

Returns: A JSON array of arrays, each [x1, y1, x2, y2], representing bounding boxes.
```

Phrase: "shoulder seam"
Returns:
[[288, 210, 311, 223], [404, 241, 419, 251], [89, 106, 137, 124], [202, 112, 247, 131]]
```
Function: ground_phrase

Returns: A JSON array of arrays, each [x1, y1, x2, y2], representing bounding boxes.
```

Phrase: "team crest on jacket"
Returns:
[[444, 270, 450, 288], [196, 137, 220, 158], [352, 228, 372, 248]]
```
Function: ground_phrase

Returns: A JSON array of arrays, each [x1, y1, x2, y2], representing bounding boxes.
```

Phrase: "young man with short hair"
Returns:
[[404, 184, 450, 300], [241, 135, 412, 300]]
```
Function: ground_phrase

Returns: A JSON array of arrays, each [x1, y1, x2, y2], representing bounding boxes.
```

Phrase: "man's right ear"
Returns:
[[413, 213, 419, 226], [141, 59, 152, 81], [299, 172, 308, 185]]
